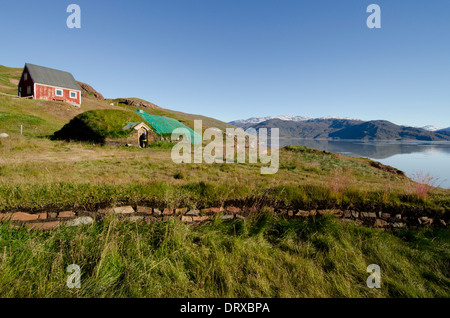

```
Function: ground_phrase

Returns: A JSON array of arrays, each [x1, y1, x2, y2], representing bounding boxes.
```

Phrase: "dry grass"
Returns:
[[327, 168, 355, 195], [1, 135, 449, 216], [406, 172, 441, 200], [0, 135, 390, 189]]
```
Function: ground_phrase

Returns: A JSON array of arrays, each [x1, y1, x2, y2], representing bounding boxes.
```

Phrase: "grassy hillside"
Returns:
[[0, 65, 22, 96], [109, 98, 235, 132], [0, 64, 449, 298], [0, 214, 448, 298], [53, 109, 145, 143], [0, 65, 235, 137], [1, 137, 449, 219], [0, 95, 83, 136]]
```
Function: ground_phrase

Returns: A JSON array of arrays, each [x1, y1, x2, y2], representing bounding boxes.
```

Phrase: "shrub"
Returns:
[[408, 172, 440, 200]]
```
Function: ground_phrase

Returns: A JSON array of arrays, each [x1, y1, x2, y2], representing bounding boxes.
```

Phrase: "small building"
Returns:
[[18, 63, 81, 107], [135, 110, 201, 144], [105, 122, 159, 147]]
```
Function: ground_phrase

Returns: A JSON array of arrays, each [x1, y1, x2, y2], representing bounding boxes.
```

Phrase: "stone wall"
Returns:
[[0, 205, 447, 231]]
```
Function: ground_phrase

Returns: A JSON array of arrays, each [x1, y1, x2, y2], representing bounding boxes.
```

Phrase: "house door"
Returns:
[[138, 128, 149, 148]]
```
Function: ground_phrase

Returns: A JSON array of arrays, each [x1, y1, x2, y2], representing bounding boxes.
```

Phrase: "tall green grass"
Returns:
[[0, 214, 448, 297], [0, 181, 448, 218]]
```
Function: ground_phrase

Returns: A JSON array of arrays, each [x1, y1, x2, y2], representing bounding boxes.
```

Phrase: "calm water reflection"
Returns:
[[279, 138, 450, 189]]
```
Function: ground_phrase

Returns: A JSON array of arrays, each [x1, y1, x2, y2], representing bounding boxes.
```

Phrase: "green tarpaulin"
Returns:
[[135, 110, 201, 144]]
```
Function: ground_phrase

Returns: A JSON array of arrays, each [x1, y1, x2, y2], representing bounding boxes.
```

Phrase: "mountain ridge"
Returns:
[[230, 115, 360, 126], [231, 117, 450, 141]]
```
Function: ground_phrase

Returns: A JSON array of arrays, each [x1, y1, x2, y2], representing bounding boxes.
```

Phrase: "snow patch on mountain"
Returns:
[[230, 115, 360, 126], [318, 116, 361, 121], [230, 115, 311, 125], [422, 125, 443, 132]]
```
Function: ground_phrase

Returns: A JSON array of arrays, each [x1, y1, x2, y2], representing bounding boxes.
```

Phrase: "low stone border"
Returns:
[[0, 206, 447, 231]]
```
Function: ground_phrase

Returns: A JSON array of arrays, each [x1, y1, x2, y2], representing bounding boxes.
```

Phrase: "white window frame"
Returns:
[[70, 91, 77, 99], [55, 89, 63, 97]]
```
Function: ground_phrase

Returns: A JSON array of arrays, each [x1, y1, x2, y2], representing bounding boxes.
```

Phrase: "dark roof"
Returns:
[[24, 63, 81, 91], [123, 122, 139, 130]]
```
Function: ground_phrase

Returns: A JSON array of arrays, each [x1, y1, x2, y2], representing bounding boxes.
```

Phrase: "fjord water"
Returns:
[[279, 138, 450, 189]]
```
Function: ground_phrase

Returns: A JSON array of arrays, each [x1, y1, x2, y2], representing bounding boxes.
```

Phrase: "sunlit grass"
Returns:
[[1, 135, 449, 216], [0, 214, 448, 298]]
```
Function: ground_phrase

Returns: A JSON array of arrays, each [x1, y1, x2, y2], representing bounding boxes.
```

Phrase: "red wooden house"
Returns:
[[18, 63, 81, 107]]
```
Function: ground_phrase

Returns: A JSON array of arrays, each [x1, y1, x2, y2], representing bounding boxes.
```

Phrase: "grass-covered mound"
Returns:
[[0, 213, 448, 297], [0, 65, 22, 96], [53, 109, 144, 143], [0, 65, 235, 139]]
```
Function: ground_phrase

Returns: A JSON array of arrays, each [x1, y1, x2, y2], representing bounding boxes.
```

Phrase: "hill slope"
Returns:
[[0, 64, 234, 137], [235, 117, 450, 141], [230, 115, 313, 126], [331, 120, 450, 141], [53, 109, 145, 143]]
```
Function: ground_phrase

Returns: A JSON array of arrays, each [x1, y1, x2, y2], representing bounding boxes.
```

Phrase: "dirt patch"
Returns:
[[0, 147, 167, 164], [370, 161, 405, 176], [9, 79, 19, 85]]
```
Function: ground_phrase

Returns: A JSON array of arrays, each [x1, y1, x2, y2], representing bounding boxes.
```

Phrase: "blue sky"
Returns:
[[1, 0, 449, 127]]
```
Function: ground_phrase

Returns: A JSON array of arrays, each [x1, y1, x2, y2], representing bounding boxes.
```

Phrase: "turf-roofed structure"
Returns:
[[53, 109, 201, 146], [135, 110, 201, 144]]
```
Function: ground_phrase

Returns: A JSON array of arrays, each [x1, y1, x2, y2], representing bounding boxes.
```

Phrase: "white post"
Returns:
[[20, 125, 23, 136]]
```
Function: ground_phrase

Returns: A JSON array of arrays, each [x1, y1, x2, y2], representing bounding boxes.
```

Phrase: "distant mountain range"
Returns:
[[230, 116, 450, 141], [230, 115, 359, 126]]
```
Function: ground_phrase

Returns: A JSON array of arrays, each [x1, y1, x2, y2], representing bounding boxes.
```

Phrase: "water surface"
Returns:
[[279, 138, 450, 189]]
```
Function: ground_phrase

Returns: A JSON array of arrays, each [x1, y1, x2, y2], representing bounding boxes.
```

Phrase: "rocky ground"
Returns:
[[1, 204, 446, 231]]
